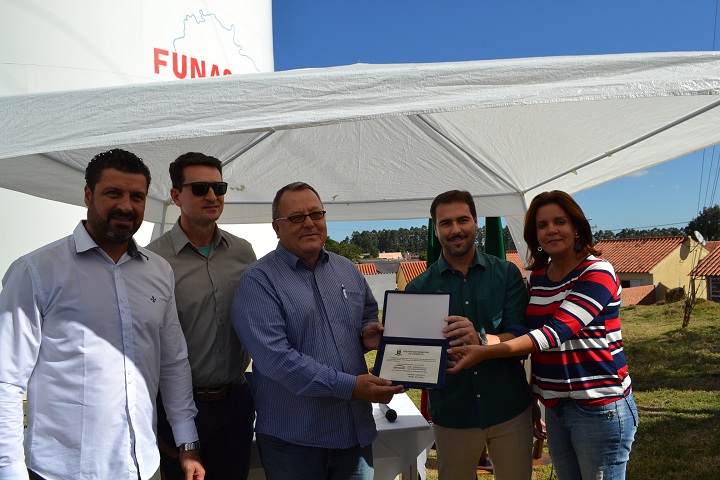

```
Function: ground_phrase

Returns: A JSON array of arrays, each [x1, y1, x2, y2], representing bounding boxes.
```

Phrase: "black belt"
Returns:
[[193, 380, 244, 403]]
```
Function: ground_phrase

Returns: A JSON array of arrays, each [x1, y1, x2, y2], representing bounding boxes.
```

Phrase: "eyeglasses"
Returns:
[[180, 182, 228, 196], [274, 211, 327, 223]]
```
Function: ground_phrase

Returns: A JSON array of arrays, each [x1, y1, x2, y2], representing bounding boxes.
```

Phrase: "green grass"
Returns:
[[369, 300, 720, 479], [622, 301, 720, 480]]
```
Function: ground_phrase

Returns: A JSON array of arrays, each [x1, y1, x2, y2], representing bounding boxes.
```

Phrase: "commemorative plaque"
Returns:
[[374, 291, 450, 389]]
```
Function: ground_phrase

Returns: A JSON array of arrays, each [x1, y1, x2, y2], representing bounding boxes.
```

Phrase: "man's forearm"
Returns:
[[159, 359, 199, 445], [0, 383, 28, 478]]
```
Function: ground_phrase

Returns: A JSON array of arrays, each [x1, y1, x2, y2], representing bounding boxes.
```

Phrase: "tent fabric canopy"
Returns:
[[3, 51, 720, 256]]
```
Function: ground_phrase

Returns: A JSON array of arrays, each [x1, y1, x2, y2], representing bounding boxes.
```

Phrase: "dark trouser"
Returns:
[[157, 381, 255, 480], [255, 434, 373, 480]]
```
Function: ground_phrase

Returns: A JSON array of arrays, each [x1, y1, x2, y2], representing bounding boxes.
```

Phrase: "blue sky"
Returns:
[[272, 0, 720, 241]]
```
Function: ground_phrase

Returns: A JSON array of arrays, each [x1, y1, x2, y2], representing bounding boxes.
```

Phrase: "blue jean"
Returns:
[[545, 393, 639, 480], [256, 433, 374, 480]]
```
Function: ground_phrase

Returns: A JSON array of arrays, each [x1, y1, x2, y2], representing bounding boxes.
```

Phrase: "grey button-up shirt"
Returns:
[[147, 220, 256, 387]]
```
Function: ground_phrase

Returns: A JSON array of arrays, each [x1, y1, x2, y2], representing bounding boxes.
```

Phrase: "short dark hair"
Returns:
[[169, 152, 222, 189], [272, 182, 323, 220], [523, 190, 600, 270], [430, 190, 477, 222], [85, 149, 151, 192]]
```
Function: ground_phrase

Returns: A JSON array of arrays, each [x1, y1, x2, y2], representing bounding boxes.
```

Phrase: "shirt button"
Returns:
[[465, 301, 469, 305], [476, 394, 481, 398], [474, 371, 478, 375]]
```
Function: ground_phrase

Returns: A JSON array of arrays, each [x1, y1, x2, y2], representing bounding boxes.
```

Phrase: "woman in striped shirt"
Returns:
[[448, 190, 638, 480]]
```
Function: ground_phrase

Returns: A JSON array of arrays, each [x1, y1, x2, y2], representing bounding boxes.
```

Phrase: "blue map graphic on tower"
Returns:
[[171, 9, 260, 74]]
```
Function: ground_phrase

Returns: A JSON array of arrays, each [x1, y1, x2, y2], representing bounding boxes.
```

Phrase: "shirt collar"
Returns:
[[74, 221, 146, 260], [275, 242, 329, 270], [169, 217, 227, 256], [438, 248, 485, 273]]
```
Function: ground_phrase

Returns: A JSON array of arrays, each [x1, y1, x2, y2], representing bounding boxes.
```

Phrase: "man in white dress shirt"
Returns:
[[0, 149, 204, 480]]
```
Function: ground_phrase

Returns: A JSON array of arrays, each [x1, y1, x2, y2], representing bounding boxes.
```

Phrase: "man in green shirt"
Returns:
[[406, 190, 532, 480]]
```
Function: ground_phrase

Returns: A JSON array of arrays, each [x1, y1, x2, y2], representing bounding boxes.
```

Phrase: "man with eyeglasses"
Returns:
[[147, 152, 256, 480], [230, 182, 404, 480]]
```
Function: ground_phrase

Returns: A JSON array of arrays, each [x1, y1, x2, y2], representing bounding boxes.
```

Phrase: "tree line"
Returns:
[[324, 206, 720, 261]]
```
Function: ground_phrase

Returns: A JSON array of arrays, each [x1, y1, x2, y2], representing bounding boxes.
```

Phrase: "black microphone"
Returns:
[[379, 403, 397, 422]]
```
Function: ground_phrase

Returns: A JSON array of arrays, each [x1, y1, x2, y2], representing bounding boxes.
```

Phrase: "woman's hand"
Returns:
[[445, 344, 488, 373]]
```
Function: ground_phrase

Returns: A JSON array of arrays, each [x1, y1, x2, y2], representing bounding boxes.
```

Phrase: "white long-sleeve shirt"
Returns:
[[0, 222, 198, 480]]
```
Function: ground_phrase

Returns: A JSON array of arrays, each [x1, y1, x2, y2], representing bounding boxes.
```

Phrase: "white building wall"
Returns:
[[364, 274, 398, 312]]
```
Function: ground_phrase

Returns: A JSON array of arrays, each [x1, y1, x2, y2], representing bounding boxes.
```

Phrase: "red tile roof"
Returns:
[[704, 240, 720, 252], [691, 246, 720, 276], [594, 236, 687, 273], [356, 263, 378, 275], [399, 256, 526, 282], [399, 261, 427, 283], [505, 251, 527, 279]]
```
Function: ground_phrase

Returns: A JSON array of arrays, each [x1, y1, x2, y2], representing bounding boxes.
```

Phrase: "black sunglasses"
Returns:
[[180, 182, 228, 196]]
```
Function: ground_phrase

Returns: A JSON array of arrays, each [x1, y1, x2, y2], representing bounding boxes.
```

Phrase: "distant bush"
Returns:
[[665, 287, 686, 303]]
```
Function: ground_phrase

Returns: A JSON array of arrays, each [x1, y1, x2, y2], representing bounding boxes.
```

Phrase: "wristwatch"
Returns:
[[178, 441, 201, 453], [477, 332, 488, 346]]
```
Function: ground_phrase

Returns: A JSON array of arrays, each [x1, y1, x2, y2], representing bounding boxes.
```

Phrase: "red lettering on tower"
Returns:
[[190, 57, 205, 78], [153, 47, 233, 79], [172, 52, 187, 79], [154, 48, 168, 74]]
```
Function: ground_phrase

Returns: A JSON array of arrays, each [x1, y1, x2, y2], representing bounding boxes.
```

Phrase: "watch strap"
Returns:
[[178, 441, 201, 453]]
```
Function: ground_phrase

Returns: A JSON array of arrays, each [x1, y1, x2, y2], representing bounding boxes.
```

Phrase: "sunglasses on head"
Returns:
[[180, 182, 228, 196]]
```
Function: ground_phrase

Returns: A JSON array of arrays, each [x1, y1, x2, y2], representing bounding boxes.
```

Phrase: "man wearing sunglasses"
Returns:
[[230, 182, 404, 480], [147, 152, 257, 480]]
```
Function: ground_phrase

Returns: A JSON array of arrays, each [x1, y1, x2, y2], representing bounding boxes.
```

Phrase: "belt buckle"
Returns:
[[194, 384, 230, 402]]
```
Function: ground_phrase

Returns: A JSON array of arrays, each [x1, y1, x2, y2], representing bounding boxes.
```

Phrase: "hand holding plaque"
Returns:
[[374, 291, 450, 389]]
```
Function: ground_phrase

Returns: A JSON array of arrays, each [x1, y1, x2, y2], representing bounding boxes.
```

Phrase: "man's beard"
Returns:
[[443, 234, 474, 258], [87, 206, 140, 244]]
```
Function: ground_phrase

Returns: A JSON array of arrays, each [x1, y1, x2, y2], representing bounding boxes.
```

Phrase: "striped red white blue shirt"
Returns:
[[526, 255, 632, 407]]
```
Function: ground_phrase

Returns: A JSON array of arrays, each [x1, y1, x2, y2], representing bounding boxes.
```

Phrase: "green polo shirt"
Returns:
[[406, 250, 531, 429]]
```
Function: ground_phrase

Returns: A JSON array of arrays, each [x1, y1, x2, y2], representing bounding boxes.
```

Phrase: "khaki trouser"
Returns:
[[432, 405, 533, 480]]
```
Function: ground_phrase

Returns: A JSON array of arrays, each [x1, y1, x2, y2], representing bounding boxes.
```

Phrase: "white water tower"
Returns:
[[0, 0, 273, 94], [0, 0, 274, 284]]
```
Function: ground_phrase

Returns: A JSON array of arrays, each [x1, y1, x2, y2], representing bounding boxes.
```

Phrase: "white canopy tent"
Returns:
[[3, 51, 720, 257]]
